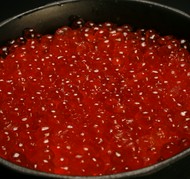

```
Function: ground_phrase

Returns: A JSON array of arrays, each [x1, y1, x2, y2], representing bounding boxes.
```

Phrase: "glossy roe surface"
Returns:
[[0, 20, 190, 176]]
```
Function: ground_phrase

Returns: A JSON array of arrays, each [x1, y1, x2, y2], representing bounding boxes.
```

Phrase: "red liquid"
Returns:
[[0, 21, 190, 176]]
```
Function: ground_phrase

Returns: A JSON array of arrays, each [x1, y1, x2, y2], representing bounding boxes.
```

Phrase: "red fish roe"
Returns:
[[0, 20, 190, 176]]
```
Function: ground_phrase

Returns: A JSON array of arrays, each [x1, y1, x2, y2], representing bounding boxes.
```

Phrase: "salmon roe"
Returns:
[[0, 20, 190, 176]]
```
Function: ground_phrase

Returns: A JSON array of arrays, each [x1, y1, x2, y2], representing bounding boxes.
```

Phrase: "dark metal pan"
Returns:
[[0, 0, 190, 178]]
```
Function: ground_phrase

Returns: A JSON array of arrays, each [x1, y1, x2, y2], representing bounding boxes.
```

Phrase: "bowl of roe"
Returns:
[[0, 0, 190, 178]]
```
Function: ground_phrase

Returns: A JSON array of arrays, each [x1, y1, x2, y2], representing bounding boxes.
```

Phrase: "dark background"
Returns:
[[0, 0, 190, 179], [0, 0, 190, 23]]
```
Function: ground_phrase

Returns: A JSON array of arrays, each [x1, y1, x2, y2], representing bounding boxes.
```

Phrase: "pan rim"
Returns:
[[0, 0, 190, 27], [1, 147, 190, 178]]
